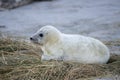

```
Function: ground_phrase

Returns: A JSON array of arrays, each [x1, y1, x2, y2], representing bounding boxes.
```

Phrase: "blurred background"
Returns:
[[0, 0, 120, 41]]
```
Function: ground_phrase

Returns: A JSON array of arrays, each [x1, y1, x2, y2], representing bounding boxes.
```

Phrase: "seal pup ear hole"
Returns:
[[39, 33, 44, 37]]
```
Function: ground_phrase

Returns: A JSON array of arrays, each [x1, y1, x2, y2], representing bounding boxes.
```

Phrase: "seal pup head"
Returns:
[[30, 25, 62, 45]]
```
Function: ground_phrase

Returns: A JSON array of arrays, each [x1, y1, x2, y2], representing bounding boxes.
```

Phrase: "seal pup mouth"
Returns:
[[30, 37, 43, 45]]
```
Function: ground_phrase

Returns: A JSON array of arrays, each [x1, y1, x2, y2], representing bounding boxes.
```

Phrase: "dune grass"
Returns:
[[0, 38, 120, 80]]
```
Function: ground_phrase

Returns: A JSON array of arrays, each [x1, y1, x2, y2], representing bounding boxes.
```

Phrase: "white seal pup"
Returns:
[[30, 25, 110, 64]]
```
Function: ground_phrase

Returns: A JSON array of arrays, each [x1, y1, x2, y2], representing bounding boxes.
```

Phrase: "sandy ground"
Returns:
[[0, 0, 120, 40], [0, 0, 120, 55]]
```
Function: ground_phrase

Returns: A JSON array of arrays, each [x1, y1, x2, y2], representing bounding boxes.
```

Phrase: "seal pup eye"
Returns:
[[39, 33, 43, 37]]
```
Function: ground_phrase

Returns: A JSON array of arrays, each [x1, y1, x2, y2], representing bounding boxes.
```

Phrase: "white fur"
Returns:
[[30, 25, 110, 64]]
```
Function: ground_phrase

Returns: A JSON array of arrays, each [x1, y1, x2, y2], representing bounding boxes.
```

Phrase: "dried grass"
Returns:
[[0, 38, 120, 80]]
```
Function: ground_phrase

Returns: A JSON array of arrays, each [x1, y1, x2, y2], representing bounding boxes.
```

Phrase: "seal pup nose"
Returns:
[[30, 37, 33, 40]]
